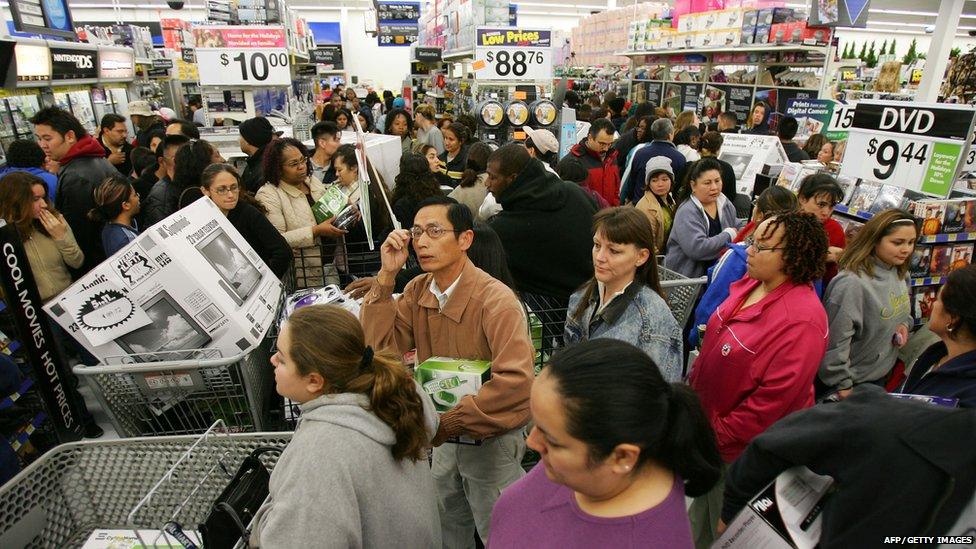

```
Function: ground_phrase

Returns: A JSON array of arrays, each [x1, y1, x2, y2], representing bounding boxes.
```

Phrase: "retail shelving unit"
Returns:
[[616, 43, 832, 124]]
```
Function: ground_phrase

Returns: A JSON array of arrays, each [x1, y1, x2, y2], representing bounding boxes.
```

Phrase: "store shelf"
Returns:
[[833, 204, 874, 222], [443, 48, 475, 62], [911, 276, 948, 287], [918, 231, 976, 244], [617, 44, 828, 57]]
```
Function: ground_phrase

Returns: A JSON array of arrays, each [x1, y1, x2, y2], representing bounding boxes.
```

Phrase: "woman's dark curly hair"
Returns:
[[384, 108, 414, 136], [392, 153, 442, 204], [171, 139, 217, 191], [262, 137, 310, 188], [755, 211, 827, 284]]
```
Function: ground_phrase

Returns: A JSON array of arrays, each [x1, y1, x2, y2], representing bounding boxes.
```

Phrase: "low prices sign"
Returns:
[[840, 101, 976, 198], [195, 48, 291, 86], [473, 28, 552, 81]]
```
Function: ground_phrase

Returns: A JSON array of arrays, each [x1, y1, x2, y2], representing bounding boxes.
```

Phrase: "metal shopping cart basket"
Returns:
[[0, 423, 290, 548], [659, 266, 708, 327], [73, 343, 274, 438]]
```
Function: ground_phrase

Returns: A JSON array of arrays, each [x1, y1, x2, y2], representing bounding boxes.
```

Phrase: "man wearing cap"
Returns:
[[239, 116, 278, 194], [556, 118, 621, 207], [522, 126, 559, 175], [127, 100, 166, 149]]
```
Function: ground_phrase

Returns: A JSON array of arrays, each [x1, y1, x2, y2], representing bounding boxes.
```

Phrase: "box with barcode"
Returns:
[[44, 198, 282, 364], [415, 356, 490, 444]]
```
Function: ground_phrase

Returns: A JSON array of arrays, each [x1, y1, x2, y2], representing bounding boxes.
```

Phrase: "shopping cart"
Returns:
[[658, 266, 708, 327], [73, 343, 274, 438], [0, 423, 290, 548]]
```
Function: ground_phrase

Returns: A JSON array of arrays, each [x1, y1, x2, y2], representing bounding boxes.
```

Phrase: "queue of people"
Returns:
[[2, 94, 975, 549]]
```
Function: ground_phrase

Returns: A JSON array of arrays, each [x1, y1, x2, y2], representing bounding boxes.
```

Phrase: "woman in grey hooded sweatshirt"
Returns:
[[251, 304, 441, 548], [817, 209, 917, 401]]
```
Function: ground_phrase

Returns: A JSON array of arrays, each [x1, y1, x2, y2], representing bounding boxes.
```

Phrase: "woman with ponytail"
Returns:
[[489, 338, 721, 548], [251, 304, 440, 548], [89, 175, 141, 256]]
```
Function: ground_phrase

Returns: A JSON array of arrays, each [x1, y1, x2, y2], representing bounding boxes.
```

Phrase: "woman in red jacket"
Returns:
[[686, 211, 829, 548]]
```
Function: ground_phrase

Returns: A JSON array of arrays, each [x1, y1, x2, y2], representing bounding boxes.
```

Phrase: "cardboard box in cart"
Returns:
[[44, 198, 282, 363]]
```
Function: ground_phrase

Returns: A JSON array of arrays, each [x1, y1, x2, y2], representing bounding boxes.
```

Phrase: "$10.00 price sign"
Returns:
[[840, 101, 976, 198], [473, 28, 552, 81], [196, 48, 291, 87]]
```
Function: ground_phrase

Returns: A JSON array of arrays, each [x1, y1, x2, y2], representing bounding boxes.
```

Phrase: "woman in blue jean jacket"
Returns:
[[565, 207, 683, 382]]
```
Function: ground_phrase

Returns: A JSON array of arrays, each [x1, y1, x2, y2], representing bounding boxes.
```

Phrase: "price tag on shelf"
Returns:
[[963, 131, 976, 172], [839, 101, 976, 198], [474, 27, 552, 81], [195, 48, 291, 87]]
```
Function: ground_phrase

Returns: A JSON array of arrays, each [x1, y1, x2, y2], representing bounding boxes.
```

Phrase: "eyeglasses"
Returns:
[[410, 225, 460, 239], [284, 159, 307, 169], [212, 184, 240, 195], [749, 241, 785, 253]]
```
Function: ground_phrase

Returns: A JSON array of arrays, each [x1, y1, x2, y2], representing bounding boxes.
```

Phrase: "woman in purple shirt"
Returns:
[[489, 339, 722, 548]]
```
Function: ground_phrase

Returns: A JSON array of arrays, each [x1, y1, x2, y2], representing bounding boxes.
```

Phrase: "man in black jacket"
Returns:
[[778, 116, 810, 162], [143, 134, 189, 227], [98, 113, 133, 177], [238, 117, 279, 193], [30, 107, 119, 275], [722, 385, 976, 548], [486, 143, 596, 301]]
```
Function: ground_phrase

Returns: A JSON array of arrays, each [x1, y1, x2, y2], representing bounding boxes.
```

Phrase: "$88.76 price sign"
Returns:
[[474, 28, 552, 81], [196, 48, 291, 87], [840, 101, 976, 198]]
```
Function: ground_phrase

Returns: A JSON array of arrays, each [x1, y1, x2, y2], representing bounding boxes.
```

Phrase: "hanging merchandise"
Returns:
[[505, 101, 529, 126], [530, 99, 557, 127], [477, 99, 505, 128]]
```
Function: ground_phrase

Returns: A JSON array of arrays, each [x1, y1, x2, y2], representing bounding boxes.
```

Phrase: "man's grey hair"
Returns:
[[650, 118, 674, 141]]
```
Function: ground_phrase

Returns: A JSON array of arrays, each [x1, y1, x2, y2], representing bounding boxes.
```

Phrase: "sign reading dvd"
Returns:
[[473, 28, 552, 81], [840, 101, 976, 198], [99, 49, 135, 80]]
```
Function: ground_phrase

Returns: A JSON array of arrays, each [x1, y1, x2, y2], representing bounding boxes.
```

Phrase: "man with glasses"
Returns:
[[98, 113, 134, 177], [361, 195, 534, 548], [309, 121, 340, 184], [797, 173, 846, 285], [143, 134, 190, 227]]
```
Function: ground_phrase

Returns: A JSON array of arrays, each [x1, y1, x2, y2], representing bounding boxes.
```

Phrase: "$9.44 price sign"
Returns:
[[473, 27, 552, 81], [196, 48, 291, 87], [840, 101, 976, 198]]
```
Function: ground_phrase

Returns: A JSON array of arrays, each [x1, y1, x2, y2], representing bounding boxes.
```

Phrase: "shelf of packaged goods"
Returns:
[[911, 276, 948, 287], [833, 204, 874, 222], [918, 232, 976, 244], [617, 44, 829, 57]]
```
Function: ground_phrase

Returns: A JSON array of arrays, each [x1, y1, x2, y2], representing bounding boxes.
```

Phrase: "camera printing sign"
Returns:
[[840, 101, 976, 198]]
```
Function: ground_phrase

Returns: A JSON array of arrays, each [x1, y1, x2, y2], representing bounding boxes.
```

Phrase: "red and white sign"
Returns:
[[191, 25, 287, 49]]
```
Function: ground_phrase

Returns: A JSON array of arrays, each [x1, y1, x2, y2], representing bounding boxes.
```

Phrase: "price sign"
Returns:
[[196, 48, 291, 86], [473, 27, 552, 81], [840, 101, 976, 197], [963, 131, 976, 172]]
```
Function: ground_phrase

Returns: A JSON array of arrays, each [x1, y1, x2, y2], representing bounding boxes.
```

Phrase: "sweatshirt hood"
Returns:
[[498, 158, 567, 212], [299, 392, 396, 447], [61, 135, 109, 165]]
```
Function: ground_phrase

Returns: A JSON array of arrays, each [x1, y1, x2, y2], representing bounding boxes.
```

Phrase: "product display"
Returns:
[[415, 356, 491, 444]]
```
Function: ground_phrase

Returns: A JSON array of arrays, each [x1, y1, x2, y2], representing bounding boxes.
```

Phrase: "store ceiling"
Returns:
[[56, 0, 976, 36]]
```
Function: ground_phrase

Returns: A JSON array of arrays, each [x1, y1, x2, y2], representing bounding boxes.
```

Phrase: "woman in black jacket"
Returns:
[[437, 124, 470, 188], [199, 163, 292, 278], [901, 264, 976, 408]]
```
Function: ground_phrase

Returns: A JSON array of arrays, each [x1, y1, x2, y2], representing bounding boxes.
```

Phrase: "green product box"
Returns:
[[415, 356, 491, 444], [311, 184, 351, 224]]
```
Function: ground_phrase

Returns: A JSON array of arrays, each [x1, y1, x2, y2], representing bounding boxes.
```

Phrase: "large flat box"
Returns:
[[44, 198, 282, 364]]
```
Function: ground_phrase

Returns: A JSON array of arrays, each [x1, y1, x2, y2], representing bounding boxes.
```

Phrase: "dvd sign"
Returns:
[[50, 47, 97, 80]]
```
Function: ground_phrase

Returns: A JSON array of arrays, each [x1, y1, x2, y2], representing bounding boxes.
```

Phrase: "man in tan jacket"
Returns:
[[361, 195, 534, 548]]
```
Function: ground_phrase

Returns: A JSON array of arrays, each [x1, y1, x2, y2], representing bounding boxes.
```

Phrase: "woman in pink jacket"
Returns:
[[686, 211, 829, 548]]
